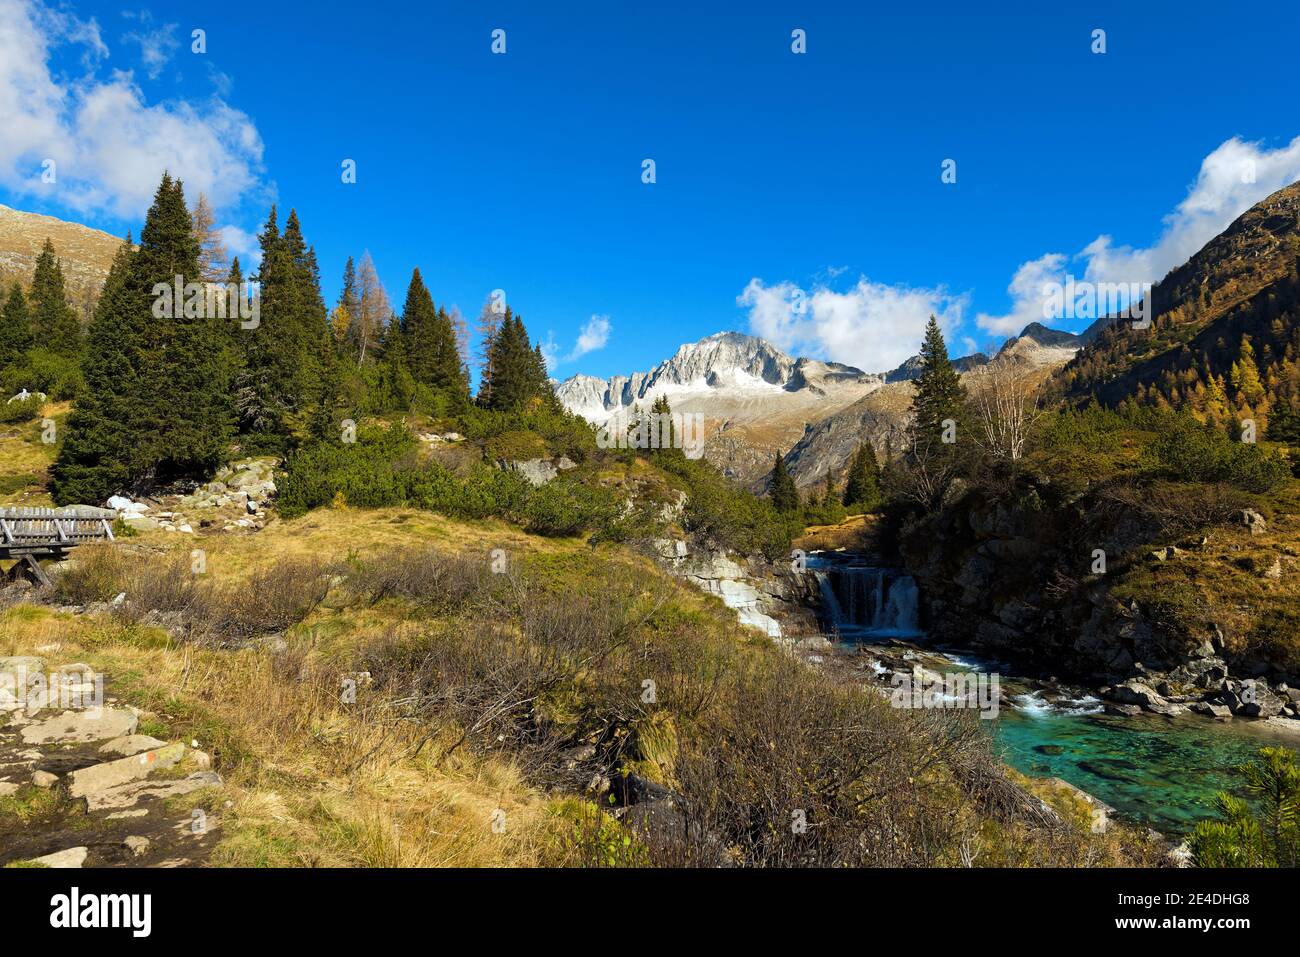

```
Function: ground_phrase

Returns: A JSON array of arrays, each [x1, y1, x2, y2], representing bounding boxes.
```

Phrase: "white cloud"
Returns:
[[545, 314, 613, 368], [975, 253, 1068, 336], [538, 331, 560, 372], [121, 11, 179, 81], [738, 276, 968, 373], [218, 224, 259, 269], [0, 0, 265, 221], [978, 136, 1300, 336], [571, 314, 611, 358]]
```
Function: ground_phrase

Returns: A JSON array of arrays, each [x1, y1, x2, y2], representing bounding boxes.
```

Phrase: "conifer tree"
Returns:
[[401, 269, 464, 398], [479, 309, 553, 411], [909, 315, 965, 445], [55, 175, 238, 500], [1230, 336, 1266, 405], [769, 450, 799, 512], [0, 282, 32, 369], [475, 295, 503, 387], [29, 239, 80, 356], [239, 207, 331, 436], [842, 442, 881, 508], [132, 174, 233, 481], [50, 237, 138, 503], [190, 192, 229, 282], [349, 252, 388, 366]]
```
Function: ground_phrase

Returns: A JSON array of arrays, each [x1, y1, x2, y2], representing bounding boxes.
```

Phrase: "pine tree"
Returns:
[[649, 393, 679, 455], [238, 207, 331, 436], [132, 174, 233, 481], [349, 252, 387, 366], [29, 239, 80, 356], [340, 255, 360, 321], [474, 295, 503, 392], [479, 309, 553, 411], [769, 450, 799, 512], [909, 315, 965, 445], [401, 270, 466, 400], [842, 442, 880, 508], [51, 237, 139, 503], [0, 282, 32, 369]]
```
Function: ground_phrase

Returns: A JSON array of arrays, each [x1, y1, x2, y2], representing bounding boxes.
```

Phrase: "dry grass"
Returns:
[[794, 512, 879, 552], [0, 600, 560, 867], [2, 506, 1159, 868], [0, 403, 61, 507]]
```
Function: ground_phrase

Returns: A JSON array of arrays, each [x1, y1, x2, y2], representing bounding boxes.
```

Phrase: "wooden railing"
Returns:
[[1, 507, 117, 585]]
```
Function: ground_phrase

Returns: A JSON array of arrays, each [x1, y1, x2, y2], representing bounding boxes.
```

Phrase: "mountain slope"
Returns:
[[0, 203, 125, 322], [1056, 180, 1300, 415]]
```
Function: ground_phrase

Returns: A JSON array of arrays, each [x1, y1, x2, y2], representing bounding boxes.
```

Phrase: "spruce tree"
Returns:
[[29, 239, 81, 356], [481, 309, 542, 410], [132, 174, 232, 481], [842, 442, 880, 508], [238, 207, 330, 437], [51, 237, 139, 503], [770, 450, 799, 512], [0, 282, 32, 369], [401, 268, 439, 385], [236, 206, 286, 434], [910, 315, 965, 445]]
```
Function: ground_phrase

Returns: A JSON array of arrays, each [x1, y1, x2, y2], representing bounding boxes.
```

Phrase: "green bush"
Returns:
[[0, 394, 42, 423], [1190, 747, 1300, 867], [0, 348, 83, 401], [1148, 413, 1291, 492], [407, 463, 532, 520], [483, 429, 548, 462], [277, 423, 418, 518], [521, 477, 618, 536], [661, 456, 797, 560]]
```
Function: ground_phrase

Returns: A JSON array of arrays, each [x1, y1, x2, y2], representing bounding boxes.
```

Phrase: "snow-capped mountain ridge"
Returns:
[[555, 332, 884, 420]]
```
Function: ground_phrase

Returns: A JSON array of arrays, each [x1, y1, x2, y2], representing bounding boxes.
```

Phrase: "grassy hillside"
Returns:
[[1, 502, 1164, 867]]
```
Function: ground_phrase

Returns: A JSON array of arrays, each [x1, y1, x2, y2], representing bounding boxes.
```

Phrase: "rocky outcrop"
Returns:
[[110, 456, 278, 534], [0, 660, 226, 868], [897, 478, 1300, 727], [500, 456, 577, 486], [650, 539, 817, 639]]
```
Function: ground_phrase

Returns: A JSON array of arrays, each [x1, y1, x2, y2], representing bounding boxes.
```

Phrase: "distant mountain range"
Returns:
[[556, 322, 1090, 487]]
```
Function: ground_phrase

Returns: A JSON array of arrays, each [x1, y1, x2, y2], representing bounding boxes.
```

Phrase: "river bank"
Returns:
[[803, 549, 1300, 836]]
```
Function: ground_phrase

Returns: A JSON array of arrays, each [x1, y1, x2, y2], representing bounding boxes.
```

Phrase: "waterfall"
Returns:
[[811, 559, 921, 639]]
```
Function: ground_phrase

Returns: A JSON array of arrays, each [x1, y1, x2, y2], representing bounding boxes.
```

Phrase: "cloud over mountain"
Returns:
[[977, 136, 1300, 336], [737, 276, 968, 374]]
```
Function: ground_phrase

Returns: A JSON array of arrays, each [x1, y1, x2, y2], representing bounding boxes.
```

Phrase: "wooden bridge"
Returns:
[[0, 506, 117, 587]]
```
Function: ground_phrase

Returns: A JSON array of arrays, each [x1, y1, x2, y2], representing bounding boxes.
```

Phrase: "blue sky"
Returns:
[[3, 0, 1300, 379]]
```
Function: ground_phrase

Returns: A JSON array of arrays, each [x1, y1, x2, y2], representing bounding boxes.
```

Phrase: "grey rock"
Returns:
[[98, 734, 168, 757], [69, 742, 186, 806], [20, 706, 138, 745], [29, 846, 88, 868], [30, 770, 58, 788], [123, 836, 151, 857]]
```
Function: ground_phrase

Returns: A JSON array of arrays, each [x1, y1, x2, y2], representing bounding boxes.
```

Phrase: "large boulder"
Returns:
[[1236, 680, 1285, 719], [1109, 679, 1166, 709]]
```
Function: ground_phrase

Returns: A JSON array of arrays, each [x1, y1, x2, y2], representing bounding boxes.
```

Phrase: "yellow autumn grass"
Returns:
[[0, 510, 627, 867]]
